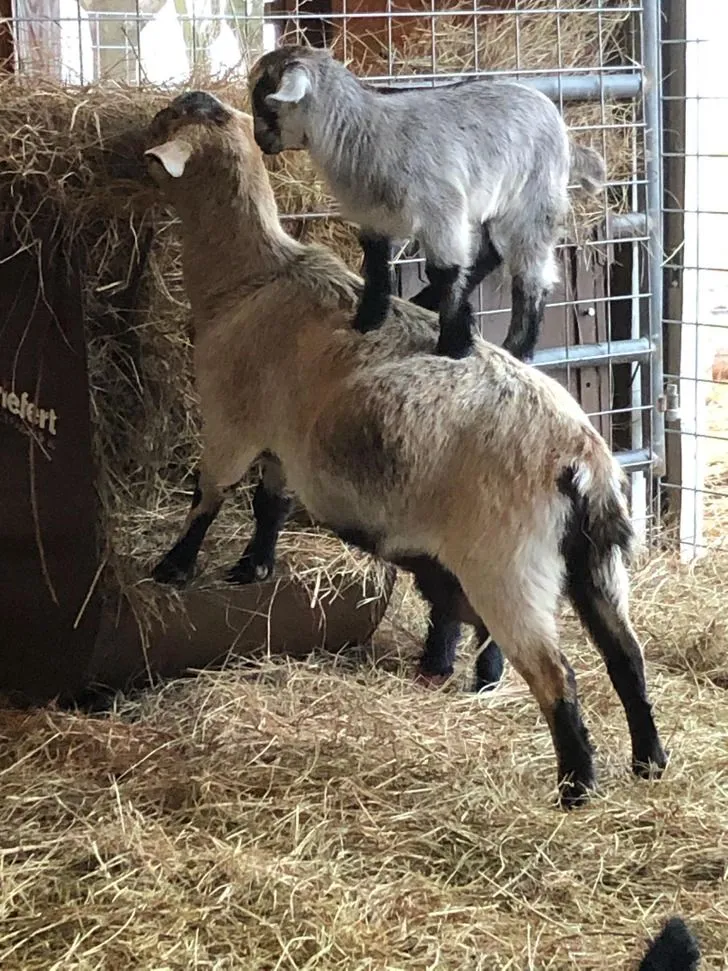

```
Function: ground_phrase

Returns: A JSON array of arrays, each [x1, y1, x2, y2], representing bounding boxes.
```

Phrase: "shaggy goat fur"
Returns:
[[144, 91, 665, 809], [248, 45, 605, 360]]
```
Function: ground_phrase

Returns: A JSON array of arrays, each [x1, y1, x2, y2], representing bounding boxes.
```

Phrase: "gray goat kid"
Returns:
[[249, 45, 605, 360], [144, 90, 666, 810]]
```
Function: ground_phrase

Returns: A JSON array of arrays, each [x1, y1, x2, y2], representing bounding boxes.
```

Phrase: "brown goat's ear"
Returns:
[[144, 138, 194, 178], [266, 64, 311, 106]]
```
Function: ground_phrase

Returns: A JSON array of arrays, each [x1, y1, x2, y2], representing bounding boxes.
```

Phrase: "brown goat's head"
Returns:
[[145, 91, 260, 190]]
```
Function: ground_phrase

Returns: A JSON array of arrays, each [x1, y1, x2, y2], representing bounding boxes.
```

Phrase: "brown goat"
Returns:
[[144, 91, 667, 809]]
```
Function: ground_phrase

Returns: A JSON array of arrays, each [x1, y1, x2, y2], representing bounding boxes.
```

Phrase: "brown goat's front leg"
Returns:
[[152, 467, 224, 586], [395, 554, 506, 692], [225, 456, 292, 584], [352, 232, 392, 334]]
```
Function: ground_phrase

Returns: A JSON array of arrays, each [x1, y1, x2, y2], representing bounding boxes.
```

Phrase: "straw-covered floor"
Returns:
[[1, 551, 727, 968]]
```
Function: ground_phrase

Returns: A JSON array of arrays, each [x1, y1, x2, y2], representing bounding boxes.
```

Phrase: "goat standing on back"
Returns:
[[249, 45, 605, 360], [144, 91, 667, 810]]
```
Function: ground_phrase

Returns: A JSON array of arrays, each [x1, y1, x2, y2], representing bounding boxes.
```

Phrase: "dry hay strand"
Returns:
[[0, 77, 387, 629], [625, 552, 728, 689], [1, 552, 728, 968]]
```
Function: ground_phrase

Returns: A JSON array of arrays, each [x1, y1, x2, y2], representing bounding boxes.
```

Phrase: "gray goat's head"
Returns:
[[249, 46, 330, 154]]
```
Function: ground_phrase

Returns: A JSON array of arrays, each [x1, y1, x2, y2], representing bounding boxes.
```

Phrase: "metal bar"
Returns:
[[615, 448, 656, 472], [607, 212, 648, 239], [643, 0, 666, 477], [531, 338, 654, 371], [369, 71, 642, 102], [661, 0, 687, 515]]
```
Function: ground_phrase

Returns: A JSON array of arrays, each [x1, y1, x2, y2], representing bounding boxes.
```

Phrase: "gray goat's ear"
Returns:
[[266, 64, 311, 106], [144, 138, 194, 178]]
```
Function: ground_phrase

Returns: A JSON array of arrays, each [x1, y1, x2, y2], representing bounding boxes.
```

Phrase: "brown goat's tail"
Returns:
[[569, 143, 606, 195], [638, 916, 701, 971], [560, 449, 634, 573]]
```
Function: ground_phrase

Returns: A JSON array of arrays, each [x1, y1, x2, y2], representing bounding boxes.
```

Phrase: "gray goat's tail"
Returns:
[[638, 917, 701, 971], [569, 143, 606, 194]]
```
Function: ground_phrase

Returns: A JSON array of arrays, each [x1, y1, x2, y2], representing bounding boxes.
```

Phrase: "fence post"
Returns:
[[643, 0, 666, 478]]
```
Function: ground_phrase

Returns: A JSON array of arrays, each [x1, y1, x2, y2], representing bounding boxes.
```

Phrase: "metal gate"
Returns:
[[3, 0, 672, 546]]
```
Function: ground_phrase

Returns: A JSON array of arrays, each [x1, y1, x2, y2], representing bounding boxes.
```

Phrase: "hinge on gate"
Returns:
[[658, 382, 680, 421]]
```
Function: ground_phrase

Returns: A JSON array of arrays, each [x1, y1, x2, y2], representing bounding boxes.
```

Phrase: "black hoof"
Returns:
[[353, 295, 389, 334], [558, 775, 596, 811], [436, 335, 474, 360], [151, 557, 192, 586], [224, 553, 273, 585], [632, 746, 669, 780], [473, 642, 505, 692]]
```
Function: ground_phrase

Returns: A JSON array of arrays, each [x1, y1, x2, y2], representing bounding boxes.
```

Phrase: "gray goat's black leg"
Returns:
[[353, 232, 393, 334], [437, 268, 475, 359], [412, 225, 502, 312], [152, 472, 224, 586], [416, 264, 475, 359], [503, 274, 547, 361], [225, 474, 292, 584]]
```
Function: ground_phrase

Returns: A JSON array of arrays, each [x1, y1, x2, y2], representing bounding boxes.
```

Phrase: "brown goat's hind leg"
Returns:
[[152, 468, 224, 586], [568, 574, 668, 779], [542, 654, 596, 809], [458, 558, 595, 807], [504, 645, 595, 809]]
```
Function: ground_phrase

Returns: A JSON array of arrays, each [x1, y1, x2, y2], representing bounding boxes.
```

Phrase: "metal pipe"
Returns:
[[643, 0, 666, 477], [607, 211, 648, 239], [370, 72, 641, 102], [531, 337, 654, 371], [615, 448, 656, 472], [519, 73, 642, 101]]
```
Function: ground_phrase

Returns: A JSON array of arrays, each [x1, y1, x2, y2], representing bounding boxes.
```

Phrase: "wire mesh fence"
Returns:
[[661, 0, 728, 561], [6, 0, 719, 555]]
